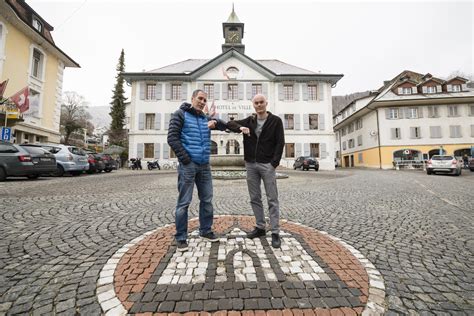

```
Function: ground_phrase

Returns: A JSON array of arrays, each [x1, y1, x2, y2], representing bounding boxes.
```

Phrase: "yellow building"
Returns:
[[0, 0, 79, 143], [334, 70, 474, 169]]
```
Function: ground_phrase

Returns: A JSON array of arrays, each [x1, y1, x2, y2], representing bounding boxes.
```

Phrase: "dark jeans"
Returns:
[[175, 161, 214, 241]]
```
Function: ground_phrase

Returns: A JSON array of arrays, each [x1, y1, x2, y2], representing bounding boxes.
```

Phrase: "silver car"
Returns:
[[426, 155, 462, 176], [35, 143, 89, 176]]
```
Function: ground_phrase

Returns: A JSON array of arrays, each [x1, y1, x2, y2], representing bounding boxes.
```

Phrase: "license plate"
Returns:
[[41, 158, 52, 161]]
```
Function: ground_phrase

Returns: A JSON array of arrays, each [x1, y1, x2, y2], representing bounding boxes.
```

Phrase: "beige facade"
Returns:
[[0, 0, 79, 144]]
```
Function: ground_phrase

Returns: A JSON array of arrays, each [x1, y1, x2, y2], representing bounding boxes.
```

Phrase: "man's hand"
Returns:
[[240, 127, 250, 135], [208, 120, 217, 129]]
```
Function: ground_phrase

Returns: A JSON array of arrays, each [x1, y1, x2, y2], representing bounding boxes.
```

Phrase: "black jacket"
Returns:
[[227, 112, 285, 168]]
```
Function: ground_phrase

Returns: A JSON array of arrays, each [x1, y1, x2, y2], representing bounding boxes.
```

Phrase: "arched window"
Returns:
[[210, 141, 218, 155], [393, 149, 422, 161]]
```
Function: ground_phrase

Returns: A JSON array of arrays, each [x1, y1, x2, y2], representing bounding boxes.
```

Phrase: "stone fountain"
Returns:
[[210, 154, 288, 180]]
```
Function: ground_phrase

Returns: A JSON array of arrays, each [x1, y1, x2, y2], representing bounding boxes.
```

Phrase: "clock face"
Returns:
[[228, 31, 240, 43]]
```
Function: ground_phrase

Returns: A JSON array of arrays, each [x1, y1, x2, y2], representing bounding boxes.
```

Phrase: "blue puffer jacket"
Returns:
[[167, 103, 226, 165]]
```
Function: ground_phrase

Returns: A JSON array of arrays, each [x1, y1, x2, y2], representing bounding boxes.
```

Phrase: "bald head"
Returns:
[[252, 94, 268, 117]]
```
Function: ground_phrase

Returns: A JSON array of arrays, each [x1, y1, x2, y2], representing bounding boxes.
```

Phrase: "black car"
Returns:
[[97, 153, 117, 172], [293, 156, 319, 171], [20, 145, 57, 178]]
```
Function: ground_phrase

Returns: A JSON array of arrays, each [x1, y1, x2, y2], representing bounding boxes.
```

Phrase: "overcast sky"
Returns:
[[28, 0, 473, 107]]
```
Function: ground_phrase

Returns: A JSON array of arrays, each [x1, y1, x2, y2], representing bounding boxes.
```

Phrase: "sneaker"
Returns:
[[246, 227, 266, 239], [176, 240, 188, 252], [271, 233, 281, 249], [200, 231, 219, 242]]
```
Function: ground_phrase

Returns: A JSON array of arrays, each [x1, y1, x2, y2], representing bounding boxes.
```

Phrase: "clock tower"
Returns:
[[222, 5, 245, 54]]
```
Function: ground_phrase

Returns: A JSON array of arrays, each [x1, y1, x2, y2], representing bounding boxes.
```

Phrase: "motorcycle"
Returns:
[[129, 158, 142, 170], [147, 159, 161, 170]]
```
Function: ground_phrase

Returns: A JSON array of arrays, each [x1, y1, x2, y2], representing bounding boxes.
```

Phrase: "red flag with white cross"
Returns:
[[10, 86, 30, 113]]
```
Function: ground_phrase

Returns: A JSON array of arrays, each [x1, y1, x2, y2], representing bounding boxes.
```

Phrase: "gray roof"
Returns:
[[146, 58, 317, 75], [226, 6, 241, 23]]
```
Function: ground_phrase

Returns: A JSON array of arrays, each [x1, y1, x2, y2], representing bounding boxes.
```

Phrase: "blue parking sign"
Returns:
[[1, 127, 11, 141]]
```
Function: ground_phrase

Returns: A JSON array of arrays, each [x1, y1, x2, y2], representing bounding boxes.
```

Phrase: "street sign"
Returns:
[[1, 127, 11, 141]]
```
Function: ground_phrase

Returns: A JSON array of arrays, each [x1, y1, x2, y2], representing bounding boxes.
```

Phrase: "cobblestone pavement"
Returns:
[[0, 168, 473, 315]]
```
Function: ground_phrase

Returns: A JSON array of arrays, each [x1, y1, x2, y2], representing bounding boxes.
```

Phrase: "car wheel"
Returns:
[[54, 165, 65, 177], [27, 174, 39, 180], [71, 171, 82, 176], [427, 170, 432, 175], [470, 168, 474, 172], [105, 169, 112, 173], [0, 168, 6, 181], [315, 168, 319, 171]]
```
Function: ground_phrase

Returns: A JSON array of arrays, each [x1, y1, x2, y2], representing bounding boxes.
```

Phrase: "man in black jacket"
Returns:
[[227, 94, 285, 248]]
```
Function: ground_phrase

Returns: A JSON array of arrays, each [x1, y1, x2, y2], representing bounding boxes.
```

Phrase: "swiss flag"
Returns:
[[10, 87, 29, 113]]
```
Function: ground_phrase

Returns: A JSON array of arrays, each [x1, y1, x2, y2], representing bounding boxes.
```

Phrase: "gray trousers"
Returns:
[[245, 162, 280, 234]]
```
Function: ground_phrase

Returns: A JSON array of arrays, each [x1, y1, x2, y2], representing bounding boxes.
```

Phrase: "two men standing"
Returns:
[[167, 90, 284, 251]]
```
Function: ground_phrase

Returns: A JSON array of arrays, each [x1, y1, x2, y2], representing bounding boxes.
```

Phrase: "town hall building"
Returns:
[[123, 8, 343, 170]]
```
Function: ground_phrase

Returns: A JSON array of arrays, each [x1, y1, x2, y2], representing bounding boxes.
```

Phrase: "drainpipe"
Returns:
[[375, 109, 382, 169]]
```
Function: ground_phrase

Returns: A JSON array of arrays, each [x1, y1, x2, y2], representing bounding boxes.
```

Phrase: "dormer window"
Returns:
[[32, 17, 43, 33], [452, 84, 461, 92], [426, 86, 436, 94], [401, 87, 412, 95]]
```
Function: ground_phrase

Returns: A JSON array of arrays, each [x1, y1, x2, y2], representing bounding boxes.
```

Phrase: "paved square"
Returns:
[[0, 168, 473, 315]]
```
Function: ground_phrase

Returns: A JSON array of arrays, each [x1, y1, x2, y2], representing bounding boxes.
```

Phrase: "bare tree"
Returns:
[[60, 91, 92, 145]]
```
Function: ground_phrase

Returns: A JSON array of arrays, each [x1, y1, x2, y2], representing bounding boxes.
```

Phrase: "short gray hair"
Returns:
[[192, 89, 207, 98]]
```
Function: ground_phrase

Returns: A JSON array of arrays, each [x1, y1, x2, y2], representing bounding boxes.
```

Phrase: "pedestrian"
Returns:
[[227, 94, 285, 248], [167, 89, 227, 251], [463, 154, 469, 169]]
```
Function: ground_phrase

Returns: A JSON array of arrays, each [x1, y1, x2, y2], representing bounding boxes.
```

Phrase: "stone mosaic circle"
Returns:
[[97, 216, 386, 315]]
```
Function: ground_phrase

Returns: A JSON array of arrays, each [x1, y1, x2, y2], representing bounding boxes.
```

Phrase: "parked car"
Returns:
[[87, 153, 105, 174], [293, 156, 319, 171], [469, 158, 474, 172], [20, 145, 57, 178], [32, 143, 89, 176], [97, 153, 117, 172], [0, 141, 37, 181], [426, 155, 462, 176]]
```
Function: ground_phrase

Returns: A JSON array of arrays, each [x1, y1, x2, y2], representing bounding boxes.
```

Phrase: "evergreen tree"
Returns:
[[108, 49, 127, 147]]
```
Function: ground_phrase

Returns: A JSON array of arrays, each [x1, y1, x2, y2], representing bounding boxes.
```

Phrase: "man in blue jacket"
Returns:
[[167, 89, 226, 251]]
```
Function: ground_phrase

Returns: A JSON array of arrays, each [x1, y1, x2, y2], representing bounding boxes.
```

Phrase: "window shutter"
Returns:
[[293, 84, 299, 101], [403, 108, 410, 119], [165, 83, 171, 100], [428, 106, 433, 117], [154, 143, 160, 159], [397, 87, 403, 94], [181, 83, 188, 100], [303, 114, 309, 130], [278, 83, 284, 101], [303, 143, 310, 156], [197, 82, 204, 91], [238, 113, 244, 120], [138, 113, 145, 130], [214, 83, 220, 100], [280, 114, 287, 128], [385, 109, 391, 119], [390, 128, 396, 139], [294, 114, 301, 130], [154, 113, 161, 130], [447, 85, 452, 92], [163, 143, 169, 159], [302, 83, 308, 101], [318, 114, 325, 130], [246, 83, 252, 100], [318, 83, 324, 101], [164, 113, 171, 130], [156, 83, 162, 100], [140, 82, 146, 100], [222, 84, 228, 100], [262, 84, 268, 98], [238, 83, 244, 100], [410, 127, 416, 139], [471, 125, 474, 137], [295, 143, 302, 157], [461, 84, 467, 91], [411, 87, 417, 94], [436, 85, 442, 93], [417, 107, 423, 118], [320, 143, 327, 159], [449, 125, 455, 138], [422, 86, 427, 93], [137, 143, 144, 158], [221, 113, 228, 121]]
